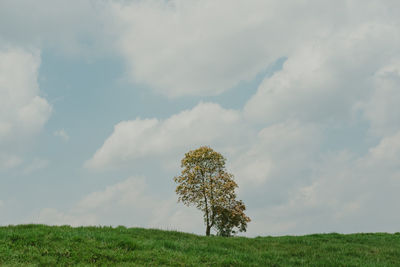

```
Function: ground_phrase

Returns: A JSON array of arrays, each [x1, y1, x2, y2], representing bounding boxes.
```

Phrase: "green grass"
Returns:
[[0, 225, 399, 266]]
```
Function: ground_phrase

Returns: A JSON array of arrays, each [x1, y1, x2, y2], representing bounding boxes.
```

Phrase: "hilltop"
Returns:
[[0, 225, 399, 266]]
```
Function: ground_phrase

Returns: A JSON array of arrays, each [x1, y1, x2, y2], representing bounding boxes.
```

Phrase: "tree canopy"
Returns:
[[174, 146, 250, 236]]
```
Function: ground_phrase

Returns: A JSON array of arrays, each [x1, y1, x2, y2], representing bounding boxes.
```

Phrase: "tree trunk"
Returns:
[[206, 224, 211, 236]]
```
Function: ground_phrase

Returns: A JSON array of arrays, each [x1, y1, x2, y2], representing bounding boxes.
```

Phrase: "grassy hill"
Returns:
[[0, 225, 399, 266]]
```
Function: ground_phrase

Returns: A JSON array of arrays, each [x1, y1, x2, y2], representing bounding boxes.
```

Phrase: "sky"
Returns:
[[1, 0, 400, 236]]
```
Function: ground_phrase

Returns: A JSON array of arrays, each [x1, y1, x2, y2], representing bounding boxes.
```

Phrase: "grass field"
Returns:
[[0, 224, 399, 266]]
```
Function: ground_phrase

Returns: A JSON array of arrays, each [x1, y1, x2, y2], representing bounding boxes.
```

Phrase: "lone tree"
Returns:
[[174, 146, 250, 236]]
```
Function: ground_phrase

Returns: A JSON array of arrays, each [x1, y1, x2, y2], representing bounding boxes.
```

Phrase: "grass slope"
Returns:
[[0, 225, 399, 266]]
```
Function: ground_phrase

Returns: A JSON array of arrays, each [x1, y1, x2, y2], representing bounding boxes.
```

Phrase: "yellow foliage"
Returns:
[[174, 146, 250, 236]]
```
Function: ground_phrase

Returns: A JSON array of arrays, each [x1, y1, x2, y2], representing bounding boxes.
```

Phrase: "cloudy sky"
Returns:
[[1, 0, 400, 236]]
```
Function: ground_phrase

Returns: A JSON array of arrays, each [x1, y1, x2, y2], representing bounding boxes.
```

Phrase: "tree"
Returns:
[[174, 146, 250, 236]]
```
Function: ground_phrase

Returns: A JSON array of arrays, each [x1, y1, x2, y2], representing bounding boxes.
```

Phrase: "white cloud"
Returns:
[[54, 129, 70, 142], [244, 22, 400, 125], [86, 102, 246, 170], [230, 121, 322, 187], [0, 48, 51, 169], [0, 48, 51, 140], [2, 0, 400, 101], [111, 0, 400, 98], [111, 0, 328, 97], [35, 176, 204, 233], [3, 0, 399, 102]]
